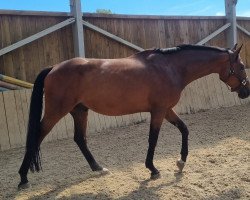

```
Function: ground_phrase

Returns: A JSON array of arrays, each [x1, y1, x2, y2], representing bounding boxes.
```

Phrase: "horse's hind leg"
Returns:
[[71, 104, 108, 173], [165, 109, 189, 172], [18, 153, 31, 189], [18, 114, 63, 189]]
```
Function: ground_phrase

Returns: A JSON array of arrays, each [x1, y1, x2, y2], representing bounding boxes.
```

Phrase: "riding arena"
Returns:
[[0, 0, 250, 199]]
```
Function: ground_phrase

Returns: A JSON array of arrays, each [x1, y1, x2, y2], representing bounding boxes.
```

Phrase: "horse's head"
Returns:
[[219, 44, 250, 99]]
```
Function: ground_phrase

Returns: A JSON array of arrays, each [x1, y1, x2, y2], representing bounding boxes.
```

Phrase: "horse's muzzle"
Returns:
[[238, 87, 250, 99]]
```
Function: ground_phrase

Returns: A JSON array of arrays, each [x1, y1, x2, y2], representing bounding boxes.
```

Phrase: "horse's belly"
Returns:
[[82, 94, 149, 116], [90, 106, 144, 116]]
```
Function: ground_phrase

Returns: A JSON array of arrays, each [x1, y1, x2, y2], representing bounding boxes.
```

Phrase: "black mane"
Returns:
[[154, 44, 228, 54]]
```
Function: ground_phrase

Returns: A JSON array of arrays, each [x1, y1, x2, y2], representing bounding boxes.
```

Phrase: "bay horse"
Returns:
[[18, 44, 250, 189]]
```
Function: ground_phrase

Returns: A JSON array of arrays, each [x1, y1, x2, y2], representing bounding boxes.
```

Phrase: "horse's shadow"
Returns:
[[24, 171, 184, 200], [117, 172, 183, 200]]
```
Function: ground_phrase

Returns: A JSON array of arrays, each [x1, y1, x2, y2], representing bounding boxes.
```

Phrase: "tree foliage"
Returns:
[[96, 9, 113, 14]]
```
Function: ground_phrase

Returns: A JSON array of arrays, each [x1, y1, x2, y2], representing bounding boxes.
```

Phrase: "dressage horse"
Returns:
[[18, 44, 250, 189]]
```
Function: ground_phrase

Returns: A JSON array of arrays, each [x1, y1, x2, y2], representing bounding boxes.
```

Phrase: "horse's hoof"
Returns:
[[100, 168, 110, 175], [94, 167, 110, 176], [18, 182, 30, 190], [176, 159, 185, 172], [150, 172, 161, 180]]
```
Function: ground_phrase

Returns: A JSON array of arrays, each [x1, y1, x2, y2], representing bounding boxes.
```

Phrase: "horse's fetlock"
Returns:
[[145, 160, 154, 169]]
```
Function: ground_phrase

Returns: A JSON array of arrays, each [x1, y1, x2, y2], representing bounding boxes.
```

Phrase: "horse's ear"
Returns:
[[232, 44, 243, 61], [231, 43, 238, 51]]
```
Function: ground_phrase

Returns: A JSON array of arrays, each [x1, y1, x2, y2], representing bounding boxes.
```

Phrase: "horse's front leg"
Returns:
[[145, 111, 165, 179], [165, 109, 189, 172]]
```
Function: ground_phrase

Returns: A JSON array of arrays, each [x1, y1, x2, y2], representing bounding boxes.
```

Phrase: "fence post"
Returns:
[[225, 0, 237, 48], [70, 0, 85, 57]]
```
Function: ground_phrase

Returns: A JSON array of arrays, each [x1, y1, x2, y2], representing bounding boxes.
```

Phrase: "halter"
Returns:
[[224, 51, 249, 92]]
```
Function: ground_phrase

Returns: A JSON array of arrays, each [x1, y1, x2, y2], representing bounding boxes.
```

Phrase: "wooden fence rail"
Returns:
[[0, 69, 249, 151]]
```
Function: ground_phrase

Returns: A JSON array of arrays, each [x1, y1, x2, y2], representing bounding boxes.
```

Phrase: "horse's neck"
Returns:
[[179, 52, 224, 88]]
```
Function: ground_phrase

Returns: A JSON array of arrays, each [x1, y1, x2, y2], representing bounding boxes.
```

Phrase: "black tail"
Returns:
[[26, 67, 52, 172]]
